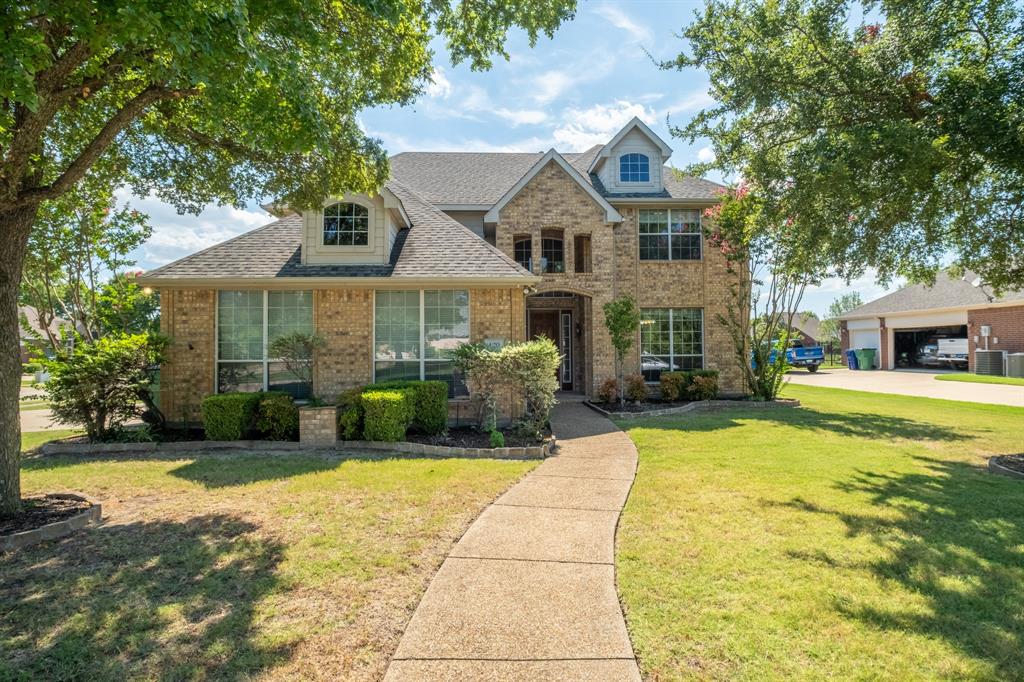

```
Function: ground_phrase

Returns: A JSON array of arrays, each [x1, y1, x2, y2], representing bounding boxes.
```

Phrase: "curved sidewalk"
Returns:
[[384, 402, 641, 681]]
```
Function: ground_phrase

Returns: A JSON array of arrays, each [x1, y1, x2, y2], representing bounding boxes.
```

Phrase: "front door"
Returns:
[[529, 310, 572, 390]]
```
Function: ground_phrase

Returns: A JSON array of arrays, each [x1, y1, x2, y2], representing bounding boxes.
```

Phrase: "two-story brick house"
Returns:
[[139, 118, 742, 423]]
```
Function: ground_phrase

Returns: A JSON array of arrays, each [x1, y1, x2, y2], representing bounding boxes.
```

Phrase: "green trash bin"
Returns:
[[856, 348, 876, 370]]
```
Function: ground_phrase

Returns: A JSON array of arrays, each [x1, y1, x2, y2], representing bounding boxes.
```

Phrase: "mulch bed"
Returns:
[[0, 495, 92, 535], [993, 455, 1024, 475], [406, 426, 547, 449]]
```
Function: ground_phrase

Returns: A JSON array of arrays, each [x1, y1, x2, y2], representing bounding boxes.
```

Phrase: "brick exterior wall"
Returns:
[[314, 289, 373, 401], [968, 304, 1024, 368], [494, 160, 745, 395], [159, 289, 216, 425]]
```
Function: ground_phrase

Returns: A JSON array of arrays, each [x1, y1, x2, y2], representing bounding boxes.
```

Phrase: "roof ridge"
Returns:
[[141, 214, 292, 277]]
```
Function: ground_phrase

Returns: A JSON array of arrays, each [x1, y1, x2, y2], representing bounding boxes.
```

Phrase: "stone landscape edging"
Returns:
[[584, 397, 801, 420], [1, 493, 102, 553], [988, 456, 1024, 480], [39, 437, 551, 460]]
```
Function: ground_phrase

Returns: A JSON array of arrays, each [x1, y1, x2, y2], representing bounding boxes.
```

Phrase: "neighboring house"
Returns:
[[138, 118, 742, 424], [18, 305, 72, 363], [790, 314, 820, 347], [839, 270, 1024, 370]]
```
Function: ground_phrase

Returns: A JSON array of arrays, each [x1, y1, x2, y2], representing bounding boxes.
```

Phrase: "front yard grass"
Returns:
[[617, 385, 1024, 681], [1, 451, 534, 680], [20, 428, 82, 451], [935, 373, 1024, 387]]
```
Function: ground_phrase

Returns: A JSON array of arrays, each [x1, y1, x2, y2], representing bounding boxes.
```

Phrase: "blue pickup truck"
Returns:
[[763, 339, 825, 372]]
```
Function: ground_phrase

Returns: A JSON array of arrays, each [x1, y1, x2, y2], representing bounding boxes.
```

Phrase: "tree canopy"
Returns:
[[668, 0, 1024, 292]]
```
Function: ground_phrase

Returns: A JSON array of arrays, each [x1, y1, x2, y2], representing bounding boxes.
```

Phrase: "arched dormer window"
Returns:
[[619, 153, 650, 183], [323, 202, 369, 246]]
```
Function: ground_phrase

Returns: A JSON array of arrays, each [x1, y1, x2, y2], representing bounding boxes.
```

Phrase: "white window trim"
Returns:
[[319, 199, 375, 251], [640, 307, 705, 383], [638, 208, 703, 261], [370, 289, 472, 384]]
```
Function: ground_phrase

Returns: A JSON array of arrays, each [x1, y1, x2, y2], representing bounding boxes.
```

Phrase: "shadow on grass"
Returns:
[[627, 404, 972, 442], [782, 457, 1024, 677], [0, 514, 293, 680], [169, 454, 344, 488]]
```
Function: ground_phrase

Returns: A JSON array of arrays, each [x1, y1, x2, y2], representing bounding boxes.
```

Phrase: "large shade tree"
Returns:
[[667, 0, 1024, 291], [0, 0, 576, 514]]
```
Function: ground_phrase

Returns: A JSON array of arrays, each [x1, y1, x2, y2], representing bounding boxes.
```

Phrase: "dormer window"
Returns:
[[323, 202, 369, 246], [619, 153, 650, 183]]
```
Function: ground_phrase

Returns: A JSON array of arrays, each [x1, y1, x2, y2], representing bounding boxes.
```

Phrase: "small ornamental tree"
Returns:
[[602, 295, 640, 406], [43, 333, 168, 441]]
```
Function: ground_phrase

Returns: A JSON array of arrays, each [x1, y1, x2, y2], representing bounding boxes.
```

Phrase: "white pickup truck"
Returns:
[[937, 338, 969, 369]]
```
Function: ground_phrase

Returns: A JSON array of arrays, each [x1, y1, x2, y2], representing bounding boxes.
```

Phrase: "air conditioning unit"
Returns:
[[1008, 353, 1024, 378], [975, 349, 1006, 376]]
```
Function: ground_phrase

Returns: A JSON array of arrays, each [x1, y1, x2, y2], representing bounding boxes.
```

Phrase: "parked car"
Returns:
[[915, 344, 945, 367], [756, 339, 825, 372], [937, 338, 969, 369]]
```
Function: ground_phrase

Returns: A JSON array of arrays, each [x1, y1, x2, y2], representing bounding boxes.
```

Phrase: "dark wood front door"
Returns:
[[529, 310, 572, 390]]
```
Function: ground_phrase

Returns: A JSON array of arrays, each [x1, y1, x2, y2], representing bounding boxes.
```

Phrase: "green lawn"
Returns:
[[21, 429, 82, 451], [936, 373, 1024, 386], [617, 385, 1024, 681], [2, 452, 534, 680]]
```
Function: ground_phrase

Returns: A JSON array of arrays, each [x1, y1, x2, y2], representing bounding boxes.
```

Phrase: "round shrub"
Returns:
[[360, 389, 413, 442], [688, 370, 720, 401], [489, 429, 505, 448], [624, 374, 649, 403], [338, 405, 362, 440], [202, 392, 262, 440], [596, 377, 619, 404], [372, 380, 448, 435], [256, 392, 299, 440], [659, 372, 689, 401]]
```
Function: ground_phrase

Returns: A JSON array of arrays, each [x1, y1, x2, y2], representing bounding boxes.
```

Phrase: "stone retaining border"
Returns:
[[1, 493, 102, 553], [585, 397, 801, 420], [988, 456, 1024, 480], [39, 437, 551, 460]]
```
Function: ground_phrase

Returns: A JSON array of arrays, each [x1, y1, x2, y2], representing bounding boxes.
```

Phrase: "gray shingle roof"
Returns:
[[389, 147, 724, 204], [841, 271, 1024, 319], [141, 183, 533, 282]]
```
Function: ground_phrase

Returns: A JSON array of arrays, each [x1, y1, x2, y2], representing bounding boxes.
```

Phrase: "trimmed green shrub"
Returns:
[[256, 392, 299, 440], [489, 429, 505, 448], [338, 405, 362, 440], [202, 392, 262, 440], [597, 377, 619, 404], [360, 389, 413, 442], [688, 370, 720, 401], [624, 374, 649, 403], [659, 372, 689, 401], [372, 380, 448, 435]]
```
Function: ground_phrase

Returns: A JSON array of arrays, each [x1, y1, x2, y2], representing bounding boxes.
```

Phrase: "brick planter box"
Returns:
[[299, 405, 340, 446], [1, 493, 102, 553], [337, 438, 552, 460], [586, 398, 801, 420]]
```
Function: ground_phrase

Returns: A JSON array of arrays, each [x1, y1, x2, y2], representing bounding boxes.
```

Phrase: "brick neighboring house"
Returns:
[[139, 118, 743, 424], [839, 271, 1024, 371]]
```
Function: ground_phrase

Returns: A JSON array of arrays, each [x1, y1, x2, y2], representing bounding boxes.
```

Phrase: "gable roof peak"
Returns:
[[588, 116, 673, 173]]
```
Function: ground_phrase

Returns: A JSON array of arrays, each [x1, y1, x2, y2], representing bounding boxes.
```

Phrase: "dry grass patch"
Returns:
[[1, 451, 534, 680]]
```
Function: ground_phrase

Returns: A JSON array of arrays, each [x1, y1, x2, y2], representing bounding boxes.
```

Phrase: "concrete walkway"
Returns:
[[384, 402, 641, 681], [787, 367, 1024, 407]]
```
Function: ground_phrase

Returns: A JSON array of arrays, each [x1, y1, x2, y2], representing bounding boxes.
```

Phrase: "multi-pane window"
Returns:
[[514, 237, 532, 270], [323, 202, 369, 246], [619, 153, 650, 182], [374, 290, 469, 396], [541, 238, 564, 273], [639, 208, 702, 261], [640, 308, 703, 382], [217, 290, 314, 398]]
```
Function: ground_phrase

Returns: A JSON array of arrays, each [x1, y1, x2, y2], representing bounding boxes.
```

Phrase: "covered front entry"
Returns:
[[526, 291, 591, 394]]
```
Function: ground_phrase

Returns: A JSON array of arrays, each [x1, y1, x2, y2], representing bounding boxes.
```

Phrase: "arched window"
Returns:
[[619, 153, 650, 182], [323, 202, 369, 246]]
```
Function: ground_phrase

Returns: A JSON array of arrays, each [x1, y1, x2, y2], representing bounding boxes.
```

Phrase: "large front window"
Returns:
[[323, 202, 369, 246], [217, 290, 314, 397], [541, 238, 564, 273], [640, 308, 704, 381], [639, 208, 702, 261], [374, 290, 469, 396]]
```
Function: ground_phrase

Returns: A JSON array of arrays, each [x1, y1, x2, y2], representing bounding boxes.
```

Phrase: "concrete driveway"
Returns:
[[786, 368, 1024, 407]]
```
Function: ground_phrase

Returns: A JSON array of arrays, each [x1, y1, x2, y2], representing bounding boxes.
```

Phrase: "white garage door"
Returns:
[[850, 329, 880, 350]]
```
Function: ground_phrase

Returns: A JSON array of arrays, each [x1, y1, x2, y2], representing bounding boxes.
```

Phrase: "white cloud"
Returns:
[[659, 89, 716, 119], [593, 4, 653, 44], [696, 146, 716, 163], [425, 67, 452, 99], [494, 107, 548, 126], [552, 101, 656, 151], [532, 70, 578, 104]]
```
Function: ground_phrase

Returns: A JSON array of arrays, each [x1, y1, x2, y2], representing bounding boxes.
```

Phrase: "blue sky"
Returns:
[[127, 0, 897, 317]]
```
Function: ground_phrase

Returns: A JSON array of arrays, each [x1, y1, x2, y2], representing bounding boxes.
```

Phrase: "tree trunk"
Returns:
[[0, 204, 39, 515]]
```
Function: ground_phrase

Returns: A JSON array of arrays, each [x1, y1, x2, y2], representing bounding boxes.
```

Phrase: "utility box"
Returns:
[[975, 350, 1006, 376], [1008, 353, 1024, 378]]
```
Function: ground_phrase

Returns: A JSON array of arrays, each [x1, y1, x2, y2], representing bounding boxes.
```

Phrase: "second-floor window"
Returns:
[[323, 202, 369, 246], [639, 208, 702, 261], [514, 237, 532, 270], [619, 153, 650, 182], [541, 237, 564, 273]]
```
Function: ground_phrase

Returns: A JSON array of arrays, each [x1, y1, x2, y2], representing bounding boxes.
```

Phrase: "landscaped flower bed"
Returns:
[[0, 493, 102, 552]]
